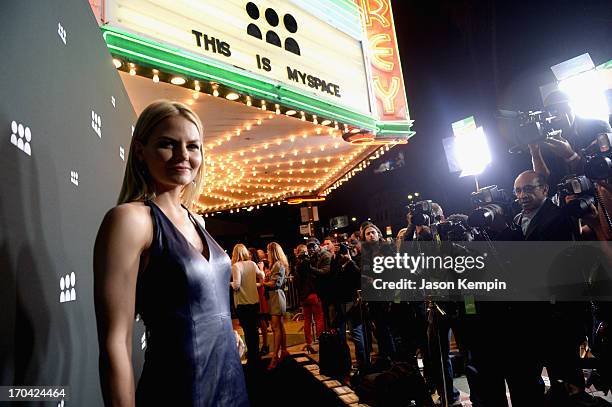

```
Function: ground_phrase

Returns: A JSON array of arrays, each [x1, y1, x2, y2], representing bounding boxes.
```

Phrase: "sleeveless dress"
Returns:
[[267, 263, 286, 315], [135, 200, 249, 406]]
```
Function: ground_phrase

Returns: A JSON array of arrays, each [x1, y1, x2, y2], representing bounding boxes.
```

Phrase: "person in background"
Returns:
[[322, 236, 336, 253], [249, 247, 270, 356], [257, 248, 269, 273], [294, 243, 324, 354], [231, 244, 264, 366], [305, 237, 334, 327], [360, 222, 396, 370], [263, 242, 290, 370], [335, 243, 370, 374]]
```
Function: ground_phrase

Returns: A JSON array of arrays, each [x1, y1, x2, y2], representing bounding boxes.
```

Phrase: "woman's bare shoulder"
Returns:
[[104, 202, 150, 223], [98, 202, 152, 245]]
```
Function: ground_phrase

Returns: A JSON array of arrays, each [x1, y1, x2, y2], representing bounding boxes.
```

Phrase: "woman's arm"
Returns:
[[94, 205, 151, 407], [263, 263, 277, 288], [255, 262, 266, 282], [265, 264, 285, 289], [231, 263, 241, 291]]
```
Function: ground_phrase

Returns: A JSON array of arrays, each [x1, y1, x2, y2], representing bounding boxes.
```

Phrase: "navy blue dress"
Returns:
[[135, 200, 249, 406]]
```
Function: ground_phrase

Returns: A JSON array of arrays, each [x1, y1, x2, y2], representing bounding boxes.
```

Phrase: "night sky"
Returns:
[[208, 0, 612, 249]]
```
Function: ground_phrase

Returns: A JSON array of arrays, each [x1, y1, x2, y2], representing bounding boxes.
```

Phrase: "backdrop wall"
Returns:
[[0, 1, 144, 405]]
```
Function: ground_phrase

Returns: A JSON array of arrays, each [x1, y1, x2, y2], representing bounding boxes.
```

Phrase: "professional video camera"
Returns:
[[583, 132, 612, 180], [437, 214, 473, 241], [557, 175, 597, 218], [407, 200, 435, 226], [297, 251, 310, 262], [467, 185, 514, 229], [497, 108, 570, 152]]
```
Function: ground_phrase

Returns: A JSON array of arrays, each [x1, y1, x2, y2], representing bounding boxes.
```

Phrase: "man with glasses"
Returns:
[[511, 171, 583, 406], [513, 170, 576, 240]]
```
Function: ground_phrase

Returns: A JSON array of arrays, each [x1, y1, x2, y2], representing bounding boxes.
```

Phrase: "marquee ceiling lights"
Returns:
[[111, 58, 368, 136], [117, 64, 398, 214]]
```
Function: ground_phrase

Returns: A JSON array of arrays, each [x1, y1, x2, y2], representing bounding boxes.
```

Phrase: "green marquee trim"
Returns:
[[102, 26, 413, 139], [597, 59, 612, 70]]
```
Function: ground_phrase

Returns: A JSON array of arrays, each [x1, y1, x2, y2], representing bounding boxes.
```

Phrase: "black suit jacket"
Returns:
[[519, 199, 578, 241]]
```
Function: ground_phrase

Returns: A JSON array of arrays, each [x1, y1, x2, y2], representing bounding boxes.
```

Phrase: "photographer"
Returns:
[[512, 170, 578, 241], [334, 242, 371, 374], [303, 238, 334, 327], [403, 202, 463, 406], [293, 244, 324, 354], [359, 222, 398, 369], [527, 92, 612, 241], [528, 91, 611, 187], [404, 201, 445, 242], [511, 171, 583, 404]]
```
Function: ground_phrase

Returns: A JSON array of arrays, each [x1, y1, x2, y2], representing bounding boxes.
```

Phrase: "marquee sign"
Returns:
[[105, 0, 372, 114], [356, 0, 410, 123]]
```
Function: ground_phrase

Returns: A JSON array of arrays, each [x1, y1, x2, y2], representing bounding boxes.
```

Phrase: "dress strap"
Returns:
[[142, 199, 163, 255]]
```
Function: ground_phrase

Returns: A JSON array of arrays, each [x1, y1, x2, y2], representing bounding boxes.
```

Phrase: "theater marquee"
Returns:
[[105, 0, 372, 114]]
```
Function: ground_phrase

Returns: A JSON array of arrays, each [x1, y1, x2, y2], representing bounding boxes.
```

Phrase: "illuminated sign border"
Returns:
[[357, 0, 412, 124], [102, 25, 414, 140]]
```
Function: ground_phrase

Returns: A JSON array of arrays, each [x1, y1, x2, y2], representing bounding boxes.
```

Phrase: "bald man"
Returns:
[[513, 170, 577, 241], [466, 171, 580, 406]]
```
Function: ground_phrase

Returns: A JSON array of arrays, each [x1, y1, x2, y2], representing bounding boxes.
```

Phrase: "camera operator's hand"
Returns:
[[564, 194, 598, 220], [541, 133, 575, 160]]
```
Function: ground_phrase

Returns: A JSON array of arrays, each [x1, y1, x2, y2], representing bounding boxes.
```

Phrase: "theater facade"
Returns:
[[90, 0, 414, 214]]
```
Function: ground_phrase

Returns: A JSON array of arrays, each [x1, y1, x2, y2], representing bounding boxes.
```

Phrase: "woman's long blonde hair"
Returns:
[[117, 100, 205, 210], [267, 242, 288, 270], [231, 244, 250, 264]]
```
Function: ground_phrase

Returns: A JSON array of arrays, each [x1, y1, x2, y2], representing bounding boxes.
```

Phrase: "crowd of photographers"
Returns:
[[288, 92, 612, 407]]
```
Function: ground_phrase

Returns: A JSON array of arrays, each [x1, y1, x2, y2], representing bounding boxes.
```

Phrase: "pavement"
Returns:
[[235, 316, 612, 406]]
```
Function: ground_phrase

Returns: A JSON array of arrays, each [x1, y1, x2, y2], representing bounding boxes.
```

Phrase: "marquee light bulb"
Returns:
[[194, 80, 200, 92], [171, 76, 186, 85], [113, 58, 122, 68], [129, 63, 136, 76], [226, 92, 240, 101]]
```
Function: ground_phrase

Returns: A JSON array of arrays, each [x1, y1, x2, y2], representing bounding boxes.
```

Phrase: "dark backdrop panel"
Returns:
[[0, 0, 142, 405]]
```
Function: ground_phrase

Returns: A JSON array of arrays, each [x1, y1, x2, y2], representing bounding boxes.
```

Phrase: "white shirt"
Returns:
[[520, 199, 546, 235], [231, 260, 264, 305]]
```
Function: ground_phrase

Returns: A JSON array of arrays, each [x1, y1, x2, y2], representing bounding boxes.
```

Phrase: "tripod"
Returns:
[[426, 299, 453, 407]]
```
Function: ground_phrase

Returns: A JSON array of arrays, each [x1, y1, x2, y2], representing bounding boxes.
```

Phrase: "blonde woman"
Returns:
[[94, 100, 248, 406], [263, 242, 289, 369], [231, 244, 265, 365]]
